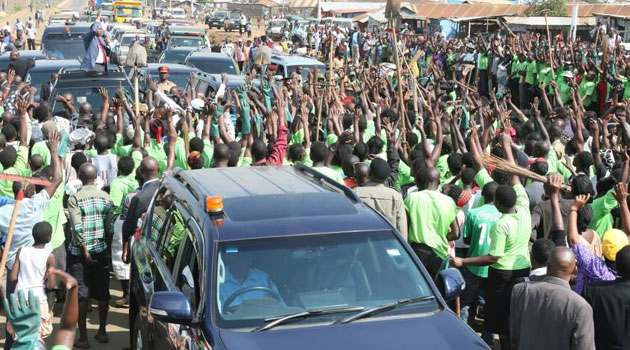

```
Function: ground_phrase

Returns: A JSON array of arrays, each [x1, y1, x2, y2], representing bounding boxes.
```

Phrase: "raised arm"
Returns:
[[613, 183, 630, 237], [568, 194, 591, 247]]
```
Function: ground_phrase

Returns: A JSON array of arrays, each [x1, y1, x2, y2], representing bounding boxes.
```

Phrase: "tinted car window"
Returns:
[[159, 50, 192, 63], [215, 230, 436, 330], [52, 85, 131, 115], [170, 37, 203, 48], [187, 57, 237, 75], [43, 40, 86, 59]]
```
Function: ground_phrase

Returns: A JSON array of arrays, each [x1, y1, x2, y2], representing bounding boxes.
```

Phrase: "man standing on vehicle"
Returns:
[[156, 66, 176, 93], [80, 8, 111, 73], [67, 163, 114, 348]]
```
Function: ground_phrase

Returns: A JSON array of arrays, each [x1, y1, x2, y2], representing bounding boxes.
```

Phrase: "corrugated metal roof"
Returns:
[[503, 16, 595, 27], [408, 3, 527, 19], [572, 4, 630, 18], [320, 2, 383, 12], [256, 0, 279, 7], [289, 0, 317, 9]]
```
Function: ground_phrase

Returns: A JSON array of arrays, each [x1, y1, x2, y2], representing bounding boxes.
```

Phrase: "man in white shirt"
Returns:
[[14, 19, 23, 33], [25, 23, 36, 50]]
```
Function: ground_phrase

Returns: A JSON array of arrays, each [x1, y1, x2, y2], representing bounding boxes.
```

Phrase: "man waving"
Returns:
[[81, 8, 110, 73]]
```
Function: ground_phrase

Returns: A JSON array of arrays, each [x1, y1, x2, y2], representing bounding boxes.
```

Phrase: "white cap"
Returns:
[[563, 70, 574, 78], [191, 98, 204, 111]]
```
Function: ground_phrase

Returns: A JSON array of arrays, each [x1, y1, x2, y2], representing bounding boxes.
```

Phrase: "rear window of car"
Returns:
[[187, 56, 237, 75]]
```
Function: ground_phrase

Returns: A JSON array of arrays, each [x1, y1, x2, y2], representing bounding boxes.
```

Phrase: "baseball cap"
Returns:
[[191, 98, 204, 111], [563, 71, 574, 78], [158, 66, 170, 73], [602, 229, 629, 261]]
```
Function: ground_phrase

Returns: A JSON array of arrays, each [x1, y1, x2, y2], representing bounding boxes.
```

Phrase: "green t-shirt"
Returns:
[[588, 188, 616, 238], [0, 146, 30, 198], [436, 154, 449, 185], [579, 80, 597, 107], [404, 190, 458, 259], [525, 61, 537, 86], [110, 174, 139, 214], [44, 173, 66, 249], [396, 161, 413, 191], [146, 139, 168, 174], [313, 166, 344, 183], [463, 204, 502, 278], [478, 51, 489, 70], [487, 184, 531, 270], [557, 79, 572, 104], [620, 75, 630, 101], [202, 139, 214, 168], [31, 140, 51, 167]]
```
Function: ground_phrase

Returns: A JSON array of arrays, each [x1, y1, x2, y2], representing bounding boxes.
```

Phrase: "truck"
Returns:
[[113, 0, 142, 23]]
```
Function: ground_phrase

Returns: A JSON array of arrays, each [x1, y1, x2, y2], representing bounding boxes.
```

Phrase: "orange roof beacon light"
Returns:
[[206, 196, 224, 214]]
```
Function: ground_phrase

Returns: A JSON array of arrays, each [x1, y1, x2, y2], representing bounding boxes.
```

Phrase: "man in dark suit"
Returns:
[[122, 156, 160, 258], [80, 8, 110, 73], [121, 156, 160, 348], [583, 245, 630, 350], [39, 72, 57, 101], [7, 51, 34, 81]]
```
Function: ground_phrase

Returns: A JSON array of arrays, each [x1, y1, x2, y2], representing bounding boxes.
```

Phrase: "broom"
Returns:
[[483, 154, 571, 191]]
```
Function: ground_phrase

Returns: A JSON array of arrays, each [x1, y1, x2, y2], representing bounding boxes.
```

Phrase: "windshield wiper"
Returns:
[[254, 306, 365, 332], [333, 296, 436, 325]]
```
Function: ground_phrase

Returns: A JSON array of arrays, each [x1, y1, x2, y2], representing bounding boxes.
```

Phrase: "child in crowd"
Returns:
[[9, 221, 56, 342]]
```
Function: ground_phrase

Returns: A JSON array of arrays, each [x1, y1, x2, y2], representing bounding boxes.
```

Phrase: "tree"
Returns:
[[524, 0, 568, 17]]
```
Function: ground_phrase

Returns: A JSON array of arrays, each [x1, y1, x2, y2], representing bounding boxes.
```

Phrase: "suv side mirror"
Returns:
[[149, 291, 193, 324], [438, 268, 466, 301]]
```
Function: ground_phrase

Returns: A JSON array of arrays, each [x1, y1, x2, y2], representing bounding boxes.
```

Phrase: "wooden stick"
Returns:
[[134, 68, 140, 118], [391, 17, 406, 137], [0, 190, 23, 289], [543, 12, 555, 81], [455, 296, 461, 317], [328, 31, 334, 93], [315, 95, 323, 142]]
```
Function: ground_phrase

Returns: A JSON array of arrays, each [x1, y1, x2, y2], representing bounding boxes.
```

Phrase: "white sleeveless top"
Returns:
[[15, 246, 51, 301]]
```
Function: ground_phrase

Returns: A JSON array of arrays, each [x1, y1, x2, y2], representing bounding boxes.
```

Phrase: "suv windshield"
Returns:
[[52, 85, 130, 116], [214, 231, 436, 330], [43, 40, 86, 59]]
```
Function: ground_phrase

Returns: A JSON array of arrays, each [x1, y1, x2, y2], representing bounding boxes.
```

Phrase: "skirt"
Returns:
[[483, 266, 530, 335], [111, 217, 130, 281]]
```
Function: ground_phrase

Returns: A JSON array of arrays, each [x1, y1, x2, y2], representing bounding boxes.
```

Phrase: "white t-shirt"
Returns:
[[25, 27, 36, 40], [92, 153, 118, 186]]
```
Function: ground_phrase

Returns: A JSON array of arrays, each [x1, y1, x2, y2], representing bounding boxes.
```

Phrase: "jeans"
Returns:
[[460, 268, 494, 346]]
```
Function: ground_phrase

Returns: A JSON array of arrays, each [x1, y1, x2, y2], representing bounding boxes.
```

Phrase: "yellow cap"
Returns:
[[602, 229, 629, 261]]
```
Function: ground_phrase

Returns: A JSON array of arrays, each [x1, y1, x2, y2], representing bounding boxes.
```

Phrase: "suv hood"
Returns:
[[218, 311, 489, 350]]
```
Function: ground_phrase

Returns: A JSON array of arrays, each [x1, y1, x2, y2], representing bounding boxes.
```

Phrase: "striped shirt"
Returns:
[[68, 185, 114, 256]]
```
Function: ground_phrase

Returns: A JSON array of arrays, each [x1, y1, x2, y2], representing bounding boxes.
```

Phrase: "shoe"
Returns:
[[94, 333, 109, 343], [75, 340, 90, 349], [112, 296, 129, 308]]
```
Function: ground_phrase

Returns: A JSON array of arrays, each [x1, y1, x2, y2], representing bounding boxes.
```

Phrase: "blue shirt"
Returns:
[[0, 190, 50, 270], [219, 267, 281, 309]]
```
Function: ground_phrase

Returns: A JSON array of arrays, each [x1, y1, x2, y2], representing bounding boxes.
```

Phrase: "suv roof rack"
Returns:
[[58, 66, 125, 76], [293, 163, 360, 203]]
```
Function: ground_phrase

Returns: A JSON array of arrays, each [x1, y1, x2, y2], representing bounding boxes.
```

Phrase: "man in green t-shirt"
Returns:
[[404, 167, 459, 279], [451, 132, 531, 347], [579, 70, 598, 113], [460, 181, 500, 345]]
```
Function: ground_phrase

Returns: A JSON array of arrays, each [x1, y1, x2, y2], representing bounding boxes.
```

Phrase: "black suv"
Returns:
[[129, 165, 486, 350], [50, 66, 133, 115]]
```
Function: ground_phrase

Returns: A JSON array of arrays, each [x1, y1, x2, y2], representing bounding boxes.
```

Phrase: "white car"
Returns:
[[170, 8, 187, 19], [266, 19, 288, 40]]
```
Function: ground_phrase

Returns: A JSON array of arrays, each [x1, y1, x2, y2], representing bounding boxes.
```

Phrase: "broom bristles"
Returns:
[[483, 154, 548, 183]]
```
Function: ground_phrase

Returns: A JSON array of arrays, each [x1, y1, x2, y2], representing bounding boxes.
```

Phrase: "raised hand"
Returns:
[[572, 194, 591, 209], [613, 182, 628, 204], [98, 87, 108, 101]]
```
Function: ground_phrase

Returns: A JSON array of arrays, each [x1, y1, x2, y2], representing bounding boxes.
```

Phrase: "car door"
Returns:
[[152, 208, 205, 350]]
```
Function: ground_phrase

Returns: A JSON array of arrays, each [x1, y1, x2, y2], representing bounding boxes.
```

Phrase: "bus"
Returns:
[[113, 1, 142, 23]]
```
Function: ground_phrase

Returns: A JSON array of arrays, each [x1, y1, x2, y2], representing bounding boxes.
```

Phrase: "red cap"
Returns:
[[158, 66, 170, 73]]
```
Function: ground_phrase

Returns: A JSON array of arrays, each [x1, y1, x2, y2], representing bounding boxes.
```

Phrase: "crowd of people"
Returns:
[[2, 4, 630, 350]]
